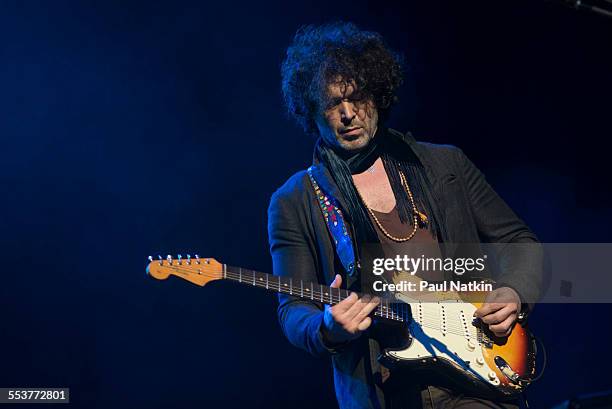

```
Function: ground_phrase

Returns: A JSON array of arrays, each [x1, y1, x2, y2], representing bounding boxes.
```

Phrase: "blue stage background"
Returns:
[[1, 0, 611, 407]]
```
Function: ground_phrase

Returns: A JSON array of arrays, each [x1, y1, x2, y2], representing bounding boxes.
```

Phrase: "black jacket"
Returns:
[[267, 129, 542, 409]]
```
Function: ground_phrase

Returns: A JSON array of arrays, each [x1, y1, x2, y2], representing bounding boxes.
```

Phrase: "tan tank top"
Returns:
[[369, 205, 444, 282]]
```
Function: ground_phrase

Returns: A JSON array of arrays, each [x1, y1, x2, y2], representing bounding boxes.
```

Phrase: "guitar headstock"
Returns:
[[146, 254, 224, 287]]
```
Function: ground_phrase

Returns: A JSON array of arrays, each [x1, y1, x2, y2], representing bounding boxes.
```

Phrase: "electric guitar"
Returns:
[[146, 255, 537, 400]]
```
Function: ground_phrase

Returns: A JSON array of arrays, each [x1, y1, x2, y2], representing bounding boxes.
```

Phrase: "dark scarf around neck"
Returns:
[[313, 128, 444, 247]]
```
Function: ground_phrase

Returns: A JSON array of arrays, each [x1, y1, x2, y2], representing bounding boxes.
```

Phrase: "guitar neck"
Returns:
[[223, 265, 406, 323]]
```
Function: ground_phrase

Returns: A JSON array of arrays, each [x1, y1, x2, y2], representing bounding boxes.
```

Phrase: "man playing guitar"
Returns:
[[268, 22, 540, 408]]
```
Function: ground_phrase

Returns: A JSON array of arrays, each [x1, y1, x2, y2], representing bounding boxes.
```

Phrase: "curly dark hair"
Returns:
[[281, 22, 404, 137]]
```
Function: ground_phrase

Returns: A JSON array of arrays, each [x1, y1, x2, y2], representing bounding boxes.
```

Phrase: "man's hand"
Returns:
[[321, 274, 381, 345], [474, 286, 521, 337]]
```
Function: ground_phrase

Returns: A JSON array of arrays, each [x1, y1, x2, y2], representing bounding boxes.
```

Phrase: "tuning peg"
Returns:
[[186, 254, 191, 264], [195, 254, 200, 264], [166, 254, 172, 265], [177, 254, 182, 264], [148, 256, 153, 262], [205, 258, 210, 264], [158, 255, 163, 265]]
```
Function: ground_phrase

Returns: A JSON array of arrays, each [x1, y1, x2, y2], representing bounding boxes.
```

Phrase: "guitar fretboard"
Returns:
[[224, 265, 407, 323]]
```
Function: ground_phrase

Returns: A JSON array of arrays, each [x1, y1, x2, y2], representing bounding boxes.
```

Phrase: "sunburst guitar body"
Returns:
[[377, 284, 536, 400]]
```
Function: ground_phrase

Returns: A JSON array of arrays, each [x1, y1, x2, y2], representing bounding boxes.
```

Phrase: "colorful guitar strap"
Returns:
[[307, 166, 356, 276]]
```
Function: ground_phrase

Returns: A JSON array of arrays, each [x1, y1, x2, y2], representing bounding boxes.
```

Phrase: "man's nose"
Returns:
[[339, 101, 356, 124]]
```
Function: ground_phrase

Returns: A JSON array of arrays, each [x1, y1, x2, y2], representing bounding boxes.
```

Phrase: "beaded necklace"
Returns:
[[354, 170, 428, 242]]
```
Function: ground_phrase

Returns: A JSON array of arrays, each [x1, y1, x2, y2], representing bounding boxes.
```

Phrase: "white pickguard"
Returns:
[[388, 293, 501, 387]]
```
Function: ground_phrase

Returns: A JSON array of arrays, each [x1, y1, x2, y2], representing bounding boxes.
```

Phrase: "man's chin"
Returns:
[[337, 134, 371, 152]]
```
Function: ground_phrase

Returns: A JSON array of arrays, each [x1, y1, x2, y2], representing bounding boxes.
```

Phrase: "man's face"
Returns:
[[314, 79, 378, 153]]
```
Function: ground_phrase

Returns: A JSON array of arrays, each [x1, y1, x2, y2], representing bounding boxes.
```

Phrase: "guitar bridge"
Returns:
[[475, 321, 493, 348]]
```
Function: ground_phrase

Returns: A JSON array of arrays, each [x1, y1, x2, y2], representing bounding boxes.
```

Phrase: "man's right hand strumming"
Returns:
[[321, 274, 381, 346]]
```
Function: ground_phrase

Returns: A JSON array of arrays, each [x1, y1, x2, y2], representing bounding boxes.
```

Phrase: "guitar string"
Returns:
[[225, 268, 480, 334], [224, 271, 407, 322], [157, 264, 482, 338], [157, 265, 480, 338], [187, 268, 478, 338], [207, 269, 477, 337], [157, 264, 404, 320]]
